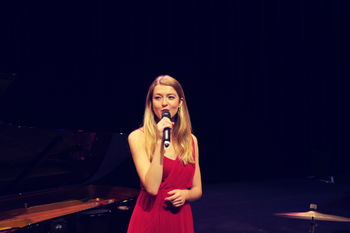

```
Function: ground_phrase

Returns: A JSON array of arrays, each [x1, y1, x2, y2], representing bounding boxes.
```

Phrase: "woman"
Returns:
[[127, 75, 202, 233]]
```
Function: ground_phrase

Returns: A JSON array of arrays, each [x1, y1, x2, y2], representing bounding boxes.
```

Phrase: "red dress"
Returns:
[[127, 150, 196, 233]]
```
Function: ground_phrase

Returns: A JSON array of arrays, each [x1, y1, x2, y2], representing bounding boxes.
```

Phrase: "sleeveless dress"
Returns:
[[127, 143, 196, 233]]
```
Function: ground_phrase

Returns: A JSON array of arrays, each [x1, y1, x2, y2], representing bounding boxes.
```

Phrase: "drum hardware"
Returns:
[[275, 203, 350, 233]]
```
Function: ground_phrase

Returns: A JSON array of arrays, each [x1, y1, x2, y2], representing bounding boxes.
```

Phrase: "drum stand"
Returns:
[[308, 216, 317, 233], [275, 203, 350, 232]]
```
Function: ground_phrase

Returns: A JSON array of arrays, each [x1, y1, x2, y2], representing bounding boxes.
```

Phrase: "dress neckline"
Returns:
[[164, 155, 177, 161]]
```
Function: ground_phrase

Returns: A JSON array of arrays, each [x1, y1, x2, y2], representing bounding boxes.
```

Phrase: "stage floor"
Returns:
[[192, 177, 350, 233]]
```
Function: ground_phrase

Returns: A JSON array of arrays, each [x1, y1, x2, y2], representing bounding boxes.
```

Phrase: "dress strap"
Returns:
[[191, 136, 196, 161]]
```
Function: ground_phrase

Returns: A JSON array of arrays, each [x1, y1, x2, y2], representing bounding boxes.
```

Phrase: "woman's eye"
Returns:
[[154, 96, 161, 100], [168, 96, 175, 100]]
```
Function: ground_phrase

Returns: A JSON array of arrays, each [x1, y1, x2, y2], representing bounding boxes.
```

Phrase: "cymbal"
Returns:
[[275, 210, 350, 222]]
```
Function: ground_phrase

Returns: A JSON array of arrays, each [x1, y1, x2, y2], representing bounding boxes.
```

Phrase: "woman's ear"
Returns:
[[179, 98, 184, 108]]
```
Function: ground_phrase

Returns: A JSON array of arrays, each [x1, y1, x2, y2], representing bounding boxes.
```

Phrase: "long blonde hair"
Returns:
[[143, 75, 194, 164]]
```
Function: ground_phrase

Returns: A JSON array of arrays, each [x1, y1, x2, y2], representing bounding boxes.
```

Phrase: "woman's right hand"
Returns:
[[156, 117, 174, 140]]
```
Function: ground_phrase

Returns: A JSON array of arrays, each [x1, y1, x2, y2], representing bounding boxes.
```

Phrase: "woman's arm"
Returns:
[[186, 134, 202, 201], [128, 129, 163, 195]]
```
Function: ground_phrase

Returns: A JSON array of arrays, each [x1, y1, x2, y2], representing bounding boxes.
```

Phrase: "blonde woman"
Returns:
[[127, 75, 202, 233]]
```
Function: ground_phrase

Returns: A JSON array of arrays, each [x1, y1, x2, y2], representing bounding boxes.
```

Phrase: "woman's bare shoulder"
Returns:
[[128, 127, 145, 142], [191, 133, 198, 143]]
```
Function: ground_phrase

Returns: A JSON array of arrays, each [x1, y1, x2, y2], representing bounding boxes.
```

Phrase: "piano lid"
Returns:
[[0, 121, 131, 197]]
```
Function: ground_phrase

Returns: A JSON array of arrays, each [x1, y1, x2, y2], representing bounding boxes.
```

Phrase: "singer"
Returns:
[[127, 75, 202, 233]]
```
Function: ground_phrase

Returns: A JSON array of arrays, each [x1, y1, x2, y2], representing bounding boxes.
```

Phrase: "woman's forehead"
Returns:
[[153, 85, 178, 95]]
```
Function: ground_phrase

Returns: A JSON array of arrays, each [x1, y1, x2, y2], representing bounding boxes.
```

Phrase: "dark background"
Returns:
[[1, 1, 349, 184]]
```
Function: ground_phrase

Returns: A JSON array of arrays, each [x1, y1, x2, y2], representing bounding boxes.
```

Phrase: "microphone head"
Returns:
[[162, 109, 171, 119], [164, 141, 170, 147]]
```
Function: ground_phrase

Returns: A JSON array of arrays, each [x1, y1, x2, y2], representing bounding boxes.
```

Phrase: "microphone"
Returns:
[[162, 110, 171, 147]]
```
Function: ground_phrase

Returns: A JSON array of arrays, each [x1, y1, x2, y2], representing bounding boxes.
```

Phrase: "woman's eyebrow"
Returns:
[[153, 92, 177, 96]]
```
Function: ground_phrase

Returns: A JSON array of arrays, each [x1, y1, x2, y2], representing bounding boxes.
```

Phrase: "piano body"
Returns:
[[0, 122, 139, 233]]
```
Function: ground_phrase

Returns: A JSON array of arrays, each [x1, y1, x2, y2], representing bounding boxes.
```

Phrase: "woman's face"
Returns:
[[152, 84, 182, 120]]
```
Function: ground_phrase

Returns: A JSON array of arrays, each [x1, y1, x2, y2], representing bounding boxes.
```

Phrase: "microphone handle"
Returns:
[[163, 127, 170, 147]]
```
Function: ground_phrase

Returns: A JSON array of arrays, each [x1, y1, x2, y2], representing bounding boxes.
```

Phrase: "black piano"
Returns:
[[0, 121, 139, 233]]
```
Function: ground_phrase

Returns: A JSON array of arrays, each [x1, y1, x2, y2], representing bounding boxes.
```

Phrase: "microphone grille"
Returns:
[[162, 110, 171, 118]]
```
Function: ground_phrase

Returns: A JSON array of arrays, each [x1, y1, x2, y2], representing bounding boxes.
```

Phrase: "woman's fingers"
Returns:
[[172, 199, 184, 207], [156, 118, 174, 139], [165, 193, 179, 201], [165, 189, 188, 207]]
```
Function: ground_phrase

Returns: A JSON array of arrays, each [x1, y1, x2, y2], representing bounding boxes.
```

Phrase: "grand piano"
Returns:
[[0, 121, 139, 233], [0, 71, 141, 232]]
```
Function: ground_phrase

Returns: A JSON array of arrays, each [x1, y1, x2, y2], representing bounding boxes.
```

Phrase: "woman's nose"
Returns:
[[162, 98, 168, 106]]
